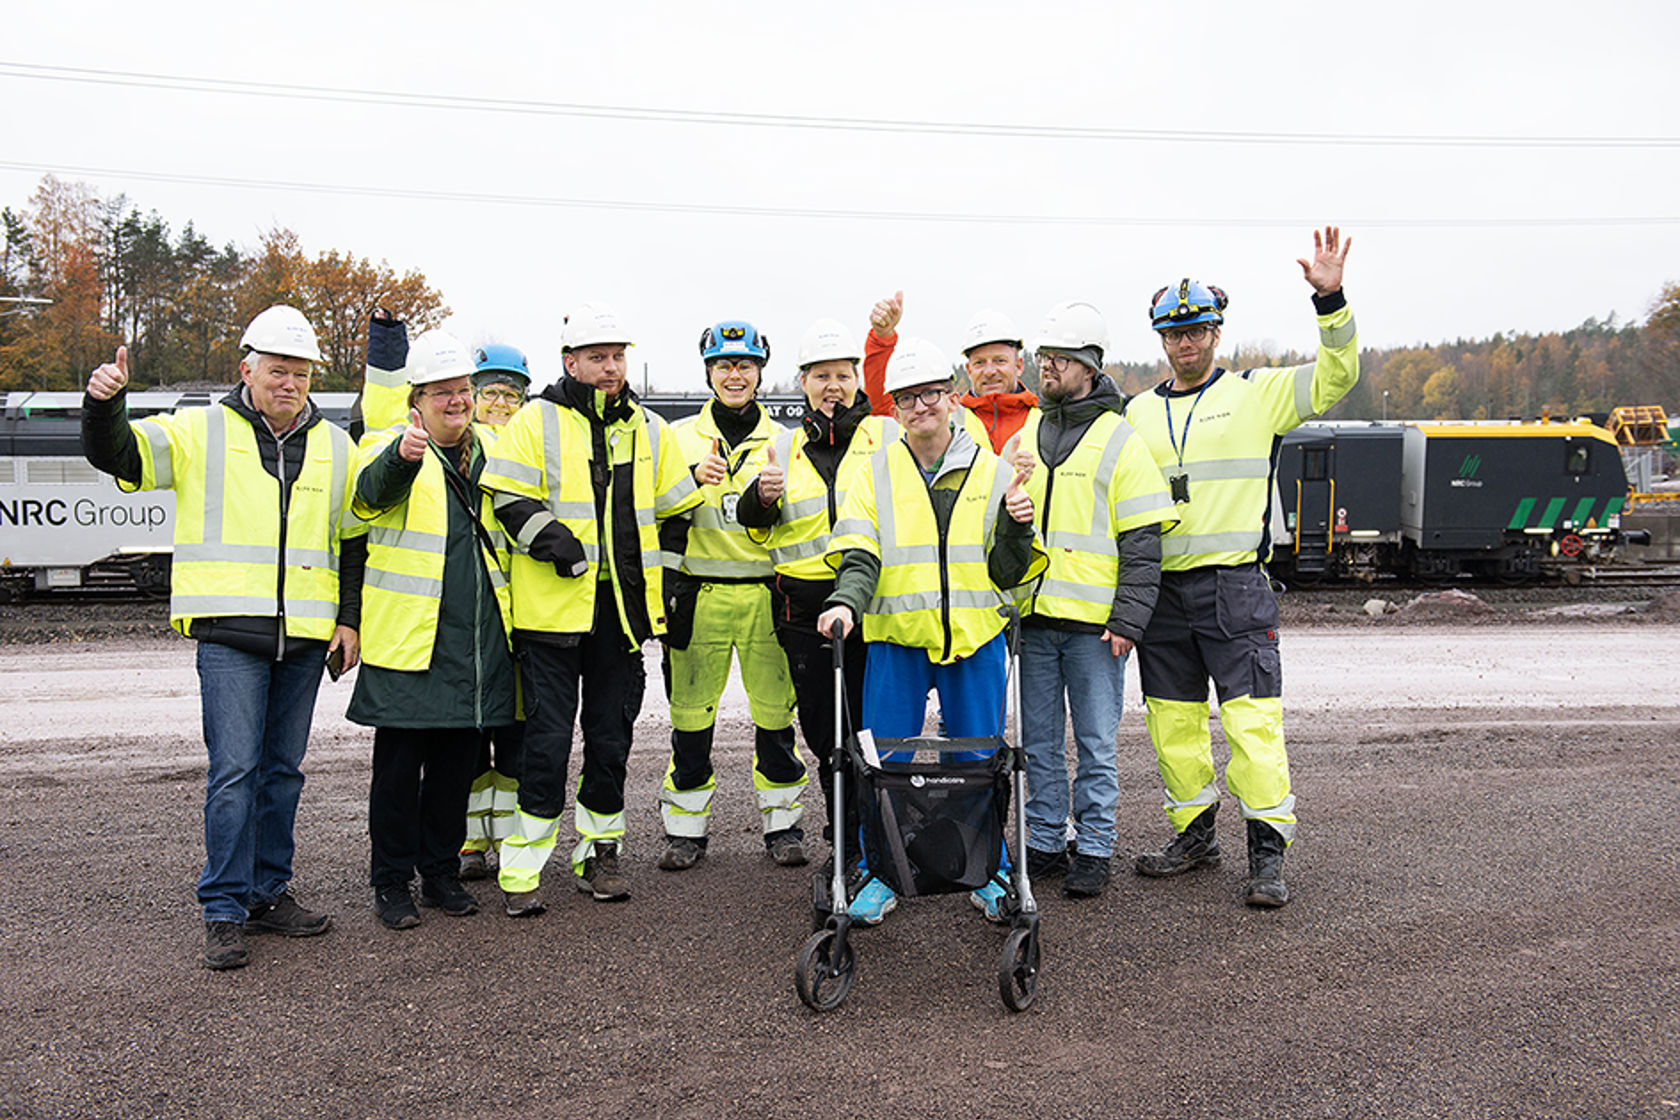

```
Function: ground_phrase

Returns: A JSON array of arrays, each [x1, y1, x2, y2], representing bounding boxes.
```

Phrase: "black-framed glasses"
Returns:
[[1034, 351, 1078, 373], [891, 385, 949, 410], [1160, 324, 1213, 344]]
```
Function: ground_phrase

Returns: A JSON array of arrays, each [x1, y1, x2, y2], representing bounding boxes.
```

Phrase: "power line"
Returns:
[[3, 159, 1675, 229], [2, 61, 1677, 150]]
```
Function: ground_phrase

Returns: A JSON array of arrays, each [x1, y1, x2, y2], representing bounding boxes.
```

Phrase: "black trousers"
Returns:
[[476, 721, 526, 779], [368, 726, 482, 888], [777, 623, 864, 844], [515, 597, 645, 821]]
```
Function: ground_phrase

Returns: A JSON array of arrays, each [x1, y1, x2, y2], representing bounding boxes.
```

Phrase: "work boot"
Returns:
[[767, 831, 808, 867], [657, 836, 705, 872], [458, 848, 490, 881], [1134, 804, 1222, 878], [575, 842, 630, 902], [419, 876, 480, 917], [1244, 820, 1290, 908], [246, 889, 332, 936], [1025, 845, 1070, 879], [374, 885, 421, 930], [1063, 852, 1112, 898], [203, 921, 249, 971], [503, 890, 546, 918]]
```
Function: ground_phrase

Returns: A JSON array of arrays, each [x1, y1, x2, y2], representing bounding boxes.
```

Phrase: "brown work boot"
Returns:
[[203, 921, 249, 971], [575, 842, 630, 902]]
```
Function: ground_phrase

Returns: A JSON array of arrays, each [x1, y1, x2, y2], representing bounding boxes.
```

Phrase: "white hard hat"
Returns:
[[561, 301, 635, 350], [405, 330, 478, 386], [960, 309, 1023, 355], [240, 305, 323, 364], [796, 318, 862, 368], [1033, 301, 1108, 357], [881, 336, 954, 395]]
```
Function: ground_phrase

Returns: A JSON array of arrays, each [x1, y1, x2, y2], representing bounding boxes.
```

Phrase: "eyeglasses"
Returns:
[[422, 387, 474, 401], [891, 385, 950, 410], [709, 358, 761, 375], [1160, 324, 1213, 344], [477, 388, 524, 404], [1035, 351, 1079, 374]]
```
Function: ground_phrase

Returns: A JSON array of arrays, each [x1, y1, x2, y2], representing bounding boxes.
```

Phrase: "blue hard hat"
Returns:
[[472, 343, 531, 389], [699, 320, 770, 365], [1149, 279, 1228, 331]]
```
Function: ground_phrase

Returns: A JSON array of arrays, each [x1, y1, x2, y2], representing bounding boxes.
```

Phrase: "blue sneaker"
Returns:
[[848, 879, 898, 925], [970, 881, 1008, 923]]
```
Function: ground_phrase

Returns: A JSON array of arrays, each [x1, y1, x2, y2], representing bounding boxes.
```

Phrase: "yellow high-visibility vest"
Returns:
[[479, 394, 699, 643], [670, 405, 786, 579], [828, 435, 1045, 664], [125, 403, 361, 640], [1017, 410, 1176, 625], [353, 426, 513, 671], [756, 415, 897, 581]]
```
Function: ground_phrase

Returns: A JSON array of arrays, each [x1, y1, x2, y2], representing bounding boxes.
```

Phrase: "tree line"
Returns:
[[0, 176, 449, 393], [4, 174, 1678, 416]]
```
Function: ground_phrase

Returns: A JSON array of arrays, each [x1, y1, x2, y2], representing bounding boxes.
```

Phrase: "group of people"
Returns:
[[81, 226, 1356, 970]]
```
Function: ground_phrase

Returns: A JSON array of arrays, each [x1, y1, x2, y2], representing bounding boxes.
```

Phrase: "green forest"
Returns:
[[4, 174, 1679, 418]]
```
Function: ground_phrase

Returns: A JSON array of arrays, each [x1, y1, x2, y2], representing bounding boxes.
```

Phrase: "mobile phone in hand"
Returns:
[[326, 644, 346, 682]]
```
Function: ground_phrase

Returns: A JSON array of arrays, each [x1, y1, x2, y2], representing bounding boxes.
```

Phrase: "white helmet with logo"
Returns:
[[1032, 301, 1108, 357], [882, 336, 954, 395], [239, 305, 323, 364], [796, 318, 863, 368], [960, 309, 1023, 355], [561, 301, 635, 351], [405, 330, 478, 386]]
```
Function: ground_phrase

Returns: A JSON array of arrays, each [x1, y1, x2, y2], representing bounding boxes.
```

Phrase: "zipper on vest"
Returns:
[[273, 425, 295, 662]]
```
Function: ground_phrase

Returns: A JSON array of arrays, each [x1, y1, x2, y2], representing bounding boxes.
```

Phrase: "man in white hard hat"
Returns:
[[816, 337, 1046, 925], [81, 305, 367, 971], [864, 291, 1039, 453], [480, 302, 701, 913]]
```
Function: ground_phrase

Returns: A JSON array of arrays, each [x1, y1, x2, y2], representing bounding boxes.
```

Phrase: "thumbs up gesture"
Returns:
[[869, 290, 904, 339], [694, 437, 728, 487], [399, 407, 430, 461], [1003, 433, 1034, 485], [757, 440, 784, 504], [1003, 437, 1034, 524], [87, 346, 131, 401]]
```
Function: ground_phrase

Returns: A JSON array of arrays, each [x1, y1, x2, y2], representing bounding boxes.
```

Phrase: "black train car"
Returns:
[[1400, 420, 1628, 579], [1273, 423, 1405, 582]]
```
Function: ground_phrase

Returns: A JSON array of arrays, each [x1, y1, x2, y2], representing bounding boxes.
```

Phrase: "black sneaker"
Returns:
[[1026, 846, 1070, 879], [203, 921, 249, 971], [575, 842, 630, 902], [374, 885, 421, 930], [419, 876, 480, 917], [247, 889, 331, 937], [1063, 852, 1112, 898]]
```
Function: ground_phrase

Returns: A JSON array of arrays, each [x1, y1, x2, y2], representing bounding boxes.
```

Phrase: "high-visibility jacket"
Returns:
[[480, 392, 698, 642], [757, 415, 897, 581], [1123, 301, 1358, 571], [669, 404, 786, 580], [1017, 409, 1176, 625], [123, 402, 361, 640], [828, 431, 1047, 664], [353, 425, 513, 672]]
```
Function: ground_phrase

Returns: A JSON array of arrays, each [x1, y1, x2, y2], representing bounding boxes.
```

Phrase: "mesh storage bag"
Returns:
[[853, 737, 1011, 898]]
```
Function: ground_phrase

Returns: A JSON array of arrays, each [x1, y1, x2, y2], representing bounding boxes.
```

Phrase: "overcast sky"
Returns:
[[6, 1, 1677, 391]]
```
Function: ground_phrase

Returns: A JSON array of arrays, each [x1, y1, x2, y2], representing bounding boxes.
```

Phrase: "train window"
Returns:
[[1301, 446, 1330, 481], [1565, 442, 1590, 476]]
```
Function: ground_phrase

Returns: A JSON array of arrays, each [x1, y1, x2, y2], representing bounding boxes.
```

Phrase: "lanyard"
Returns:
[[1163, 379, 1212, 469]]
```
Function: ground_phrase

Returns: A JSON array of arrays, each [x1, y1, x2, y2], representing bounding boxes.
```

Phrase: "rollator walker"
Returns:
[[794, 613, 1042, 1012]]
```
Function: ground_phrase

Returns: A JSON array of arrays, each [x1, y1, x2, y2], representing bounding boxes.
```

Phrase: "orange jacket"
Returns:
[[863, 328, 1037, 453]]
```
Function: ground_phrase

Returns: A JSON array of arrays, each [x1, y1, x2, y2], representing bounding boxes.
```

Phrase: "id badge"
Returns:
[[721, 492, 741, 522], [1169, 473, 1190, 504]]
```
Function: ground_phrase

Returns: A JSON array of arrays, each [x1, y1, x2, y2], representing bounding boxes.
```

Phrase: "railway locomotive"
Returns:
[[1270, 418, 1641, 583]]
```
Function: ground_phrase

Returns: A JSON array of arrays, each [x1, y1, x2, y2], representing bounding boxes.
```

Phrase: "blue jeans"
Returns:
[[195, 641, 326, 922], [1019, 628, 1124, 858]]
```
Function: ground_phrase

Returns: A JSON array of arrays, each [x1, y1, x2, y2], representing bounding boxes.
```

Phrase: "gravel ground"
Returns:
[[1, 596, 1677, 1120]]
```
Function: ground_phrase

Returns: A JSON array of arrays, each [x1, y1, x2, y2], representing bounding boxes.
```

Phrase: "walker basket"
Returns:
[[850, 736, 1011, 899]]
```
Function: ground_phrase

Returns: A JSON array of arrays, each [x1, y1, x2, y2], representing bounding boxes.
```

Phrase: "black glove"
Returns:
[[367, 311, 408, 372], [529, 520, 588, 578]]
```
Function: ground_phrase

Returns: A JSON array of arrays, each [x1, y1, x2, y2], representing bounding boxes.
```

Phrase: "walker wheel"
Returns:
[[796, 929, 856, 1012], [998, 926, 1040, 1012]]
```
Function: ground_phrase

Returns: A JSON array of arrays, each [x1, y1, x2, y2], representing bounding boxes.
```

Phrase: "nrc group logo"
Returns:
[[1458, 454, 1482, 479]]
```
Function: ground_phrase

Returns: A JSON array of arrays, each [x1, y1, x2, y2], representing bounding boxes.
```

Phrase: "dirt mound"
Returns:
[[1634, 590, 1680, 620], [1397, 588, 1496, 620]]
